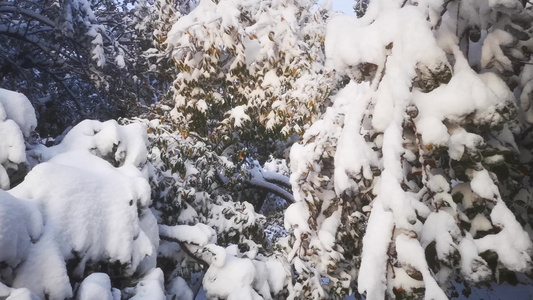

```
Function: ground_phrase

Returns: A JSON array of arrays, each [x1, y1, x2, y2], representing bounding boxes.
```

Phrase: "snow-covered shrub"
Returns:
[[0, 91, 162, 299], [123, 116, 292, 299], [0, 88, 37, 189], [160, 0, 332, 162], [284, 0, 533, 298]]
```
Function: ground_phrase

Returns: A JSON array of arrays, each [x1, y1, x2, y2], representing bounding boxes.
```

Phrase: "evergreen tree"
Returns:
[[285, 0, 533, 298], [0, 0, 157, 135]]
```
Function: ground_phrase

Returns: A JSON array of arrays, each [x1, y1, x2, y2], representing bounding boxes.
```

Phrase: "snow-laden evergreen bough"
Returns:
[[284, 0, 533, 298]]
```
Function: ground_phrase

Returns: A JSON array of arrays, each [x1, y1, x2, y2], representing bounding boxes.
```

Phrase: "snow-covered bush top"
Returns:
[[0, 98, 160, 299], [0, 89, 37, 190]]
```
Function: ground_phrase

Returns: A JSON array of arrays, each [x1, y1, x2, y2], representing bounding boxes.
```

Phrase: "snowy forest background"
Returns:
[[1, 0, 533, 299]]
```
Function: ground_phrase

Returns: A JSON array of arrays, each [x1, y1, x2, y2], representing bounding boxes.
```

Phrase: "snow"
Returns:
[[0, 118, 158, 299], [289, 0, 533, 298], [115, 54, 126, 69], [203, 255, 256, 299], [261, 70, 281, 94], [0, 119, 26, 165], [12, 231, 72, 299], [357, 200, 394, 299], [413, 47, 515, 147], [0, 88, 37, 137], [284, 201, 310, 233], [325, 6, 448, 133], [29, 119, 148, 168], [318, 208, 342, 251], [427, 175, 450, 194], [130, 268, 165, 300], [470, 169, 499, 200], [448, 127, 484, 160], [476, 200, 533, 272], [243, 36, 261, 67], [457, 234, 492, 282], [159, 223, 216, 246], [77, 273, 117, 300], [4, 287, 39, 300], [227, 105, 251, 128], [481, 29, 514, 71], [333, 82, 377, 194], [395, 235, 448, 300], [0, 88, 37, 189], [3, 0, 533, 299], [166, 277, 194, 300], [11, 150, 155, 267], [420, 211, 460, 261], [470, 214, 493, 237], [0, 190, 42, 268]]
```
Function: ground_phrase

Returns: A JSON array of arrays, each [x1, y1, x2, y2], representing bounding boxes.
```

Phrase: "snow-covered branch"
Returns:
[[244, 167, 294, 203], [159, 235, 209, 269], [244, 177, 294, 203]]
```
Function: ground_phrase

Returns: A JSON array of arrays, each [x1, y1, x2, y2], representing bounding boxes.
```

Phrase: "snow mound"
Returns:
[[0, 89, 37, 189], [78, 273, 120, 300], [0, 190, 42, 268], [31, 119, 148, 168], [0, 88, 37, 137], [0, 119, 158, 299]]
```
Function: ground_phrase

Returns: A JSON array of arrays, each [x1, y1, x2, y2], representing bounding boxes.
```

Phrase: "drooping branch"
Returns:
[[159, 234, 209, 269], [244, 170, 295, 203], [37, 66, 89, 117], [261, 170, 292, 190], [0, 25, 82, 69], [0, 5, 56, 28]]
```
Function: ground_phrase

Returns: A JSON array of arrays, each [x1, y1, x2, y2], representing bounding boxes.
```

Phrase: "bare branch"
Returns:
[[0, 5, 56, 28]]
